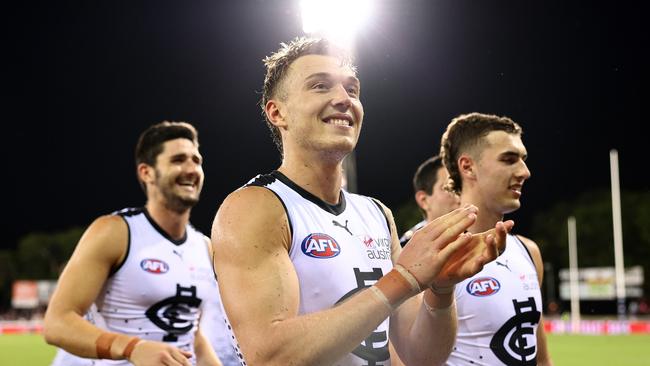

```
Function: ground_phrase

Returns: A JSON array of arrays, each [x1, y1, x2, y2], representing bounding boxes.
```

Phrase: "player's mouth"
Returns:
[[509, 184, 523, 197], [323, 114, 354, 127], [177, 178, 198, 192]]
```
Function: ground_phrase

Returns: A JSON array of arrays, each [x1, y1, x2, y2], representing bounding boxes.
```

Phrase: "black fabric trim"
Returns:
[[246, 172, 294, 247], [116, 207, 143, 217], [246, 172, 277, 188], [268, 189, 294, 242], [513, 234, 535, 264], [369, 197, 391, 233], [271, 170, 346, 216], [399, 220, 426, 247], [109, 214, 131, 277], [143, 207, 187, 246]]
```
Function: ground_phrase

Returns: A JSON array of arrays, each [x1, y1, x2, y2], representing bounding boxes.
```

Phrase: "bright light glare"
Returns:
[[300, 0, 373, 48]]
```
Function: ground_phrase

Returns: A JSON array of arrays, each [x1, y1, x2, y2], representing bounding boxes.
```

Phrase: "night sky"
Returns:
[[6, 1, 649, 249]]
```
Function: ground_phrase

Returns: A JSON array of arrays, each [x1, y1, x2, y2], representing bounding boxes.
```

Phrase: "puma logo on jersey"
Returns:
[[496, 260, 511, 272], [140, 259, 169, 274], [332, 219, 353, 236], [467, 277, 501, 297], [301, 233, 341, 258]]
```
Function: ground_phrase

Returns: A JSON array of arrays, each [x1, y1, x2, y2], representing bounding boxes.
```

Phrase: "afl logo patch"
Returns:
[[467, 277, 501, 297], [301, 233, 341, 259], [140, 259, 169, 274]]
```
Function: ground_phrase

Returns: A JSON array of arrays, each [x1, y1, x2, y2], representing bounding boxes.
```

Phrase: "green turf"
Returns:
[[0, 334, 57, 366], [547, 334, 650, 365], [1, 333, 649, 365]]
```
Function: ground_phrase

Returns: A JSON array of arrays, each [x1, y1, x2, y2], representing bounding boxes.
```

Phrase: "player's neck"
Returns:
[[145, 201, 190, 240], [277, 154, 344, 205], [460, 193, 503, 233]]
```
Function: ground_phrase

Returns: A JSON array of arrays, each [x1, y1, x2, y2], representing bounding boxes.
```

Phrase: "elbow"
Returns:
[[241, 347, 305, 366], [402, 347, 453, 366], [244, 354, 288, 366], [42, 324, 60, 346], [42, 312, 63, 346]]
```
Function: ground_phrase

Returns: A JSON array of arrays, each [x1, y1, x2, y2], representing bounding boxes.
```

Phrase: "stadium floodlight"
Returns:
[[300, 0, 373, 49], [300, 0, 373, 192]]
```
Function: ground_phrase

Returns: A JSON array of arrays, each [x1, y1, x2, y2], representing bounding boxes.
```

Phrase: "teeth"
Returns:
[[328, 118, 351, 127]]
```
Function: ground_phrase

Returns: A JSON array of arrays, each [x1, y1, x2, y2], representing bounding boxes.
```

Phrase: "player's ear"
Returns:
[[265, 99, 288, 129], [415, 190, 429, 210], [458, 155, 475, 180], [137, 163, 155, 186]]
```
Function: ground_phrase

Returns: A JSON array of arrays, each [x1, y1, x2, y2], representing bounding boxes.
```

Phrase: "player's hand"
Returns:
[[128, 340, 193, 366], [432, 219, 514, 289], [397, 205, 479, 288]]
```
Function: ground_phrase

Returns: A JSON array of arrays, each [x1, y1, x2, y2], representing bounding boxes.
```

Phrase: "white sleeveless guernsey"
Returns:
[[447, 234, 542, 366], [94, 207, 215, 366], [200, 273, 241, 366], [227, 171, 394, 366]]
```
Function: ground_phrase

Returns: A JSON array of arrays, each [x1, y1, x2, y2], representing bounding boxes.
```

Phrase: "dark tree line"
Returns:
[[0, 227, 84, 312]]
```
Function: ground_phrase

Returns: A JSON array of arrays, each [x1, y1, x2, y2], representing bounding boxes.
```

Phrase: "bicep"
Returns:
[[49, 216, 127, 316], [211, 188, 297, 343]]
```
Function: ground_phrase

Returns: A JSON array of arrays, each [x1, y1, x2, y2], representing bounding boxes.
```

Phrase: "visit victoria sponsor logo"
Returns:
[[140, 259, 169, 274], [359, 235, 391, 260], [301, 233, 341, 259], [466, 277, 501, 297]]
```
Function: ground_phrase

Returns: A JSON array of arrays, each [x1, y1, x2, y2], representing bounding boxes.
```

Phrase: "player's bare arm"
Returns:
[[44, 215, 130, 357], [517, 235, 554, 366], [387, 203, 513, 365], [214, 187, 493, 366], [194, 328, 222, 366], [44, 215, 193, 366], [212, 186, 401, 366]]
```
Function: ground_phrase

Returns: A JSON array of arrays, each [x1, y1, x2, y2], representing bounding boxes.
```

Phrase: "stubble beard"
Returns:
[[156, 171, 200, 214]]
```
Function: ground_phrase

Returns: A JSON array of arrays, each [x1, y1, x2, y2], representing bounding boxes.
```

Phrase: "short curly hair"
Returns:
[[260, 37, 356, 156], [440, 113, 522, 194]]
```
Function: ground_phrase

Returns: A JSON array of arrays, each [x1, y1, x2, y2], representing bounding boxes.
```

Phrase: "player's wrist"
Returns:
[[123, 336, 142, 360], [423, 288, 455, 314], [95, 332, 142, 360], [429, 282, 455, 296], [371, 264, 422, 311]]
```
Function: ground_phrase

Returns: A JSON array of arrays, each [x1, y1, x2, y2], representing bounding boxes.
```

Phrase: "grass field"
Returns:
[[1, 333, 649, 365], [1, 334, 57, 366]]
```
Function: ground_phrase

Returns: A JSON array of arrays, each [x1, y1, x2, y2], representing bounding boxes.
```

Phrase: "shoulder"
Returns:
[[213, 186, 290, 250], [216, 186, 287, 223], [515, 234, 541, 259], [70, 214, 128, 267], [364, 196, 393, 219], [86, 214, 128, 241], [515, 234, 544, 278]]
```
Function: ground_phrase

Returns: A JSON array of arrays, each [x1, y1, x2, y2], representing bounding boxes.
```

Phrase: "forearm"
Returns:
[[395, 290, 457, 366], [194, 329, 222, 366], [238, 287, 393, 366], [44, 311, 132, 359]]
